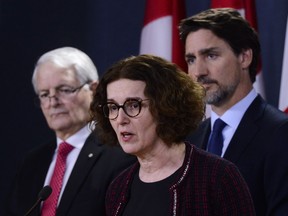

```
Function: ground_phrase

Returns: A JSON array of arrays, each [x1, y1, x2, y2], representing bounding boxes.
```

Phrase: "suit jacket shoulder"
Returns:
[[5, 140, 56, 216], [186, 95, 288, 215]]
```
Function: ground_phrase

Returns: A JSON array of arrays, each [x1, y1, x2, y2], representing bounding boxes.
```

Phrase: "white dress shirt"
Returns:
[[43, 124, 91, 205], [210, 89, 257, 157]]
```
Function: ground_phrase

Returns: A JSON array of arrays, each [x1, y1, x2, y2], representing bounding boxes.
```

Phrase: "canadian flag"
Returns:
[[211, 0, 266, 98], [139, 0, 186, 70], [279, 16, 288, 113]]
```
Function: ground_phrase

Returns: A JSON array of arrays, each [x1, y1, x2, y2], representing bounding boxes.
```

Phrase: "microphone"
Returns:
[[24, 185, 52, 216]]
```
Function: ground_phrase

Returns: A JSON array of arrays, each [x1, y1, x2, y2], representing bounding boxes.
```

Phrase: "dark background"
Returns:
[[1, 0, 287, 213]]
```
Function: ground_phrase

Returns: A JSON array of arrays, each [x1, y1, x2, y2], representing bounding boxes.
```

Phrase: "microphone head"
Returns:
[[38, 185, 52, 201]]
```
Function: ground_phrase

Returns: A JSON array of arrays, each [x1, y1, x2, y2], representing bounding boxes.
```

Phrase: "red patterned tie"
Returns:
[[41, 142, 74, 216]]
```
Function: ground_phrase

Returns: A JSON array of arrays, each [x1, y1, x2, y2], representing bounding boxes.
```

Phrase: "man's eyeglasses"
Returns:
[[35, 83, 88, 107], [101, 98, 149, 120]]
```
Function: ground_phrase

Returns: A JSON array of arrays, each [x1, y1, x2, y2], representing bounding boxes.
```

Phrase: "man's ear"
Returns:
[[89, 81, 98, 92], [239, 48, 253, 70]]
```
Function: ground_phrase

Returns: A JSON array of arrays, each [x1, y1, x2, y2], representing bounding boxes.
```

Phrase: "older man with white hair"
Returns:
[[6, 47, 135, 216]]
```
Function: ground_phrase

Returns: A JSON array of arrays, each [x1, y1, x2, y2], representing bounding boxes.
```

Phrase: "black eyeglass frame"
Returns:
[[101, 98, 150, 120]]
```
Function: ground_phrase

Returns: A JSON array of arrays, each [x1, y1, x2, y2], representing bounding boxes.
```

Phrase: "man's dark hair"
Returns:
[[179, 8, 260, 83]]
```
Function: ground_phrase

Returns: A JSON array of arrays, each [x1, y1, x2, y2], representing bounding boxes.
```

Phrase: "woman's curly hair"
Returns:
[[90, 54, 205, 146]]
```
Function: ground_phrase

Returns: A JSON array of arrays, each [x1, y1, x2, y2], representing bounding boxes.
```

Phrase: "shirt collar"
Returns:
[[211, 89, 257, 129], [56, 124, 91, 149]]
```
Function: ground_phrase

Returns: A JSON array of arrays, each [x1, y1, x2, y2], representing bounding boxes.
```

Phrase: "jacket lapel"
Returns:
[[188, 119, 211, 150], [56, 133, 103, 214], [224, 95, 265, 163], [198, 120, 211, 150]]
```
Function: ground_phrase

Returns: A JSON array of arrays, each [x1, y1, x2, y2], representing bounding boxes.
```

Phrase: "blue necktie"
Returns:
[[208, 118, 226, 156]]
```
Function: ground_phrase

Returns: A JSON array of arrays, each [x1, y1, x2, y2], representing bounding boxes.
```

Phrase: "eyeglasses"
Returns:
[[101, 98, 149, 120], [35, 83, 87, 107]]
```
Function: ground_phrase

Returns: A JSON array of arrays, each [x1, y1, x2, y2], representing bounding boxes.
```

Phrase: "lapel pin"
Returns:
[[88, 153, 93, 158]]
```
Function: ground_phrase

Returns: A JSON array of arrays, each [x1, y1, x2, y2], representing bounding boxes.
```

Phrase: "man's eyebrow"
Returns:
[[185, 53, 194, 58], [199, 47, 220, 55], [185, 47, 220, 58]]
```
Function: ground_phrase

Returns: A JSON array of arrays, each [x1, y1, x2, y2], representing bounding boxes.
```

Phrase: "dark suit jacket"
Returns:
[[187, 95, 288, 216], [6, 133, 136, 216]]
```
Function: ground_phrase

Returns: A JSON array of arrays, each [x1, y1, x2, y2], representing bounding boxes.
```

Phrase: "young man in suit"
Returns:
[[6, 47, 135, 216], [179, 8, 288, 216]]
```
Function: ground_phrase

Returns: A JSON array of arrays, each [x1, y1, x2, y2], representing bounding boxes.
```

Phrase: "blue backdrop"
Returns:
[[0, 0, 287, 213]]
